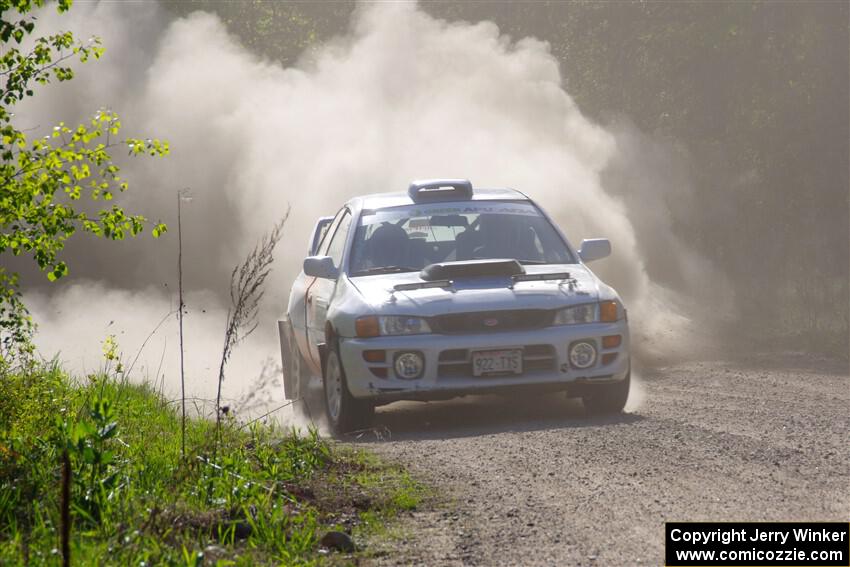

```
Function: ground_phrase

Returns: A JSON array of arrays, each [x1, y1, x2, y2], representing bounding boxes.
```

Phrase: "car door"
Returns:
[[288, 217, 334, 362], [306, 208, 352, 366], [296, 208, 343, 366]]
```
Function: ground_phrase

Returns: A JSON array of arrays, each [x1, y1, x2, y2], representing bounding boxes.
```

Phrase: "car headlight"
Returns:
[[380, 316, 431, 336], [356, 316, 431, 337], [553, 301, 621, 325], [553, 303, 598, 325]]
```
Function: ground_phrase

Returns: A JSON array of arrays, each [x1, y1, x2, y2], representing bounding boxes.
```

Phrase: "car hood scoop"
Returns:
[[420, 259, 524, 281], [348, 264, 600, 317]]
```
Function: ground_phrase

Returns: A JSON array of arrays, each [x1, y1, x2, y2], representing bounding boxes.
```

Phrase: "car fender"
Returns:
[[325, 275, 376, 340]]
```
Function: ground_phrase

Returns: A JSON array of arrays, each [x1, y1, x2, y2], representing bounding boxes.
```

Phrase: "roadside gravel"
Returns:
[[355, 353, 849, 566]]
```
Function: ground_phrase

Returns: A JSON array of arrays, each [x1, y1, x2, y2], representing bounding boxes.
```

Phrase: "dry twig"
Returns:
[[214, 213, 289, 450]]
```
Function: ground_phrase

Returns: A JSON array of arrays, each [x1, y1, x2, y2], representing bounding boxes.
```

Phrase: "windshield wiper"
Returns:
[[351, 265, 419, 276], [518, 259, 549, 265]]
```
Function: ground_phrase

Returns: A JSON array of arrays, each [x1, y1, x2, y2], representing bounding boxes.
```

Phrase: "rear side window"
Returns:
[[325, 210, 352, 268], [317, 209, 345, 257]]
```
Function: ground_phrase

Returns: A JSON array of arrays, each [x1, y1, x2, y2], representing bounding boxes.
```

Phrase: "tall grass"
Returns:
[[0, 362, 420, 565]]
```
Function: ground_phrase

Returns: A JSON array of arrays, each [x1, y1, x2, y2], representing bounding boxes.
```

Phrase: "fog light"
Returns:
[[394, 351, 424, 380], [569, 341, 597, 369]]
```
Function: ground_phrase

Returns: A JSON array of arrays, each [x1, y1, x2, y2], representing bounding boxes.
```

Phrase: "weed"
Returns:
[[0, 362, 423, 565]]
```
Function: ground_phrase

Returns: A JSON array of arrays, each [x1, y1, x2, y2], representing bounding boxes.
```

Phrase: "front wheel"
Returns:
[[582, 371, 630, 415], [323, 347, 374, 435]]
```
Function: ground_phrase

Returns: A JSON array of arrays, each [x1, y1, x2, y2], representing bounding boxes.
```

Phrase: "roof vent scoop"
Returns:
[[408, 179, 473, 202], [420, 259, 524, 281]]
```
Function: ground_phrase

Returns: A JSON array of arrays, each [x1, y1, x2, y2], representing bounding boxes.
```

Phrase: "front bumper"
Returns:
[[339, 322, 629, 403]]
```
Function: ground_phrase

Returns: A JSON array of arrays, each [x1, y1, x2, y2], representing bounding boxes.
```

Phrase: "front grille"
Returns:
[[431, 309, 553, 334], [437, 344, 557, 378]]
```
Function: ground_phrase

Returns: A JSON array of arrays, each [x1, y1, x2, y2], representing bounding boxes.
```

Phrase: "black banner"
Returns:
[[666, 522, 849, 566]]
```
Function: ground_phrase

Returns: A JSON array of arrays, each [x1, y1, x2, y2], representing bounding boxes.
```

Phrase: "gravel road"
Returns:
[[354, 353, 849, 566]]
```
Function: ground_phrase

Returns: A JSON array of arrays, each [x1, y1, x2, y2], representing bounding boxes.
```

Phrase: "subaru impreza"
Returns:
[[279, 179, 630, 433]]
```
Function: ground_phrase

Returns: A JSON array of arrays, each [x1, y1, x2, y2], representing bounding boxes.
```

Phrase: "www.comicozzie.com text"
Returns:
[[670, 527, 848, 546]]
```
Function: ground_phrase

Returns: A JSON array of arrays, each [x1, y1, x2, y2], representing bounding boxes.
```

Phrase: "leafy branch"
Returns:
[[0, 0, 170, 361], [1, 110, 169, 282]]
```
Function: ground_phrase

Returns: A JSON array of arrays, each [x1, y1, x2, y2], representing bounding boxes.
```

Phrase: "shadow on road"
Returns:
[[347, 394, 645, 443]]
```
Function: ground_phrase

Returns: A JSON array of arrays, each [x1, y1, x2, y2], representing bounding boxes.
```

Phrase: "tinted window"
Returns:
[[349, 201, 574, 275]]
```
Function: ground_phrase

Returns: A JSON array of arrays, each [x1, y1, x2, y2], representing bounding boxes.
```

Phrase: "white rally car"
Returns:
[[279, 180, 630, 433]]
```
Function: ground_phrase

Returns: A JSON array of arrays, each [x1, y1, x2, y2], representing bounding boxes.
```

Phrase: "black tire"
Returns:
[[582, 370, 630, 415], [322, 346, 374, 435]]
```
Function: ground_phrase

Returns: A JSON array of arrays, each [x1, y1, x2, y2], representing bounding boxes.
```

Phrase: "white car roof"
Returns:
[[351, 187, 529, 212]]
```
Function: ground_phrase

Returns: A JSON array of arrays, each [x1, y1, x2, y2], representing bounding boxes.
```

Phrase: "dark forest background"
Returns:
[[166, 0, 849, 356]]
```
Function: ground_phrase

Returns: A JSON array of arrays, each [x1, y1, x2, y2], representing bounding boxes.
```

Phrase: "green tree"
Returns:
[[0, 0, 168, 364]]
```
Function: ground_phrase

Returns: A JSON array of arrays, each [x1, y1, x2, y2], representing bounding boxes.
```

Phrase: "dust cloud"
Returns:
[[13, 1, 728, 418]]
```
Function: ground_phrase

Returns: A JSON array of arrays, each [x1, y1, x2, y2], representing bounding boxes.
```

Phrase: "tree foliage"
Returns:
[[0, 0, 168, 362]]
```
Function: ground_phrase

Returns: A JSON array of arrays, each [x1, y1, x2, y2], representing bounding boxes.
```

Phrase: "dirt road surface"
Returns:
[[354, 353, 849, 566]]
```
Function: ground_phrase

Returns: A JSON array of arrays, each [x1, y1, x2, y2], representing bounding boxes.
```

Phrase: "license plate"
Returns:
[[472, 349, 522, 376]]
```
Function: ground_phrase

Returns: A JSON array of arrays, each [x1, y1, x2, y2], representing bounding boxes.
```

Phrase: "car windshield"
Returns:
[[349, 201, 575, 276]]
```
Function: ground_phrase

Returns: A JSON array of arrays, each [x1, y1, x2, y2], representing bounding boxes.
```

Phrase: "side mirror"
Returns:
[[303, 256, 339, 279], [308, 216, 334, 256], [578, 238, 611, 263]]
